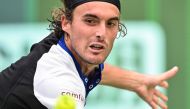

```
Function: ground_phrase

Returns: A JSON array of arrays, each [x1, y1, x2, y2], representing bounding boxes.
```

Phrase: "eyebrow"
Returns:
[[109, 17, 120, 22], [83, 14, 99, 19], [83, 14, 120, 21]]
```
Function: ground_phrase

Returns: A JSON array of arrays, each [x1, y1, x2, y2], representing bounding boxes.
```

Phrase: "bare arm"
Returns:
[[100, 63, 179, 109], [101, 64, 144, 91]]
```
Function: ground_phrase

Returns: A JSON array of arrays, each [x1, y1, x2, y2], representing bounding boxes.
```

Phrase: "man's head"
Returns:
[[62, 1, 120, 67], [50, 0, 126, 71]]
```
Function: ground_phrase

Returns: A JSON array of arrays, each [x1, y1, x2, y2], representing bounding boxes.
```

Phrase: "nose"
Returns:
[[95, 24, 106, 41]]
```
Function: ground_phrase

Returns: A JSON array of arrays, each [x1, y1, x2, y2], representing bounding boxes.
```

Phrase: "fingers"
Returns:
[[159, 81, 169, 88], [154, 89, 168, 102], [148, 89, 168, 109], [150, 101, 158, 109], [142, 67, 178, 109], [150, 90, 168, 109], [159, 66, 179, 82], [153, 94, 168, 109]]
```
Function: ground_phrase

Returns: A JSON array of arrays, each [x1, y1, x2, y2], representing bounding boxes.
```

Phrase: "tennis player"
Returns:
[[0, 0, 178, 109]]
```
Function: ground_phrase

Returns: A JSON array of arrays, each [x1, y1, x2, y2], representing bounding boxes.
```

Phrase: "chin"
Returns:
[[89, 58, 106, 64], [82, 57, 104, 65], [82, 53, 108, 64]]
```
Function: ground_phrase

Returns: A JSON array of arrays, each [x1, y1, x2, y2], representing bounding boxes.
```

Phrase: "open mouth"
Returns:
[[90, 44, 104, 50]]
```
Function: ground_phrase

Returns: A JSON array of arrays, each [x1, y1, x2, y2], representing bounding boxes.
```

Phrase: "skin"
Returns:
[[102, 64, 178, 109], [61, 1, 179, 109], [61, 2, 120, 75]]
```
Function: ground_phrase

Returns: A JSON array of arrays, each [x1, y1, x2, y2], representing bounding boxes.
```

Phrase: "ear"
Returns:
[[61, 15, 71, 34]]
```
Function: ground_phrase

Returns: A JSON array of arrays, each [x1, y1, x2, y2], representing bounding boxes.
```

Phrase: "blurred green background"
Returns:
[[0, 0, 189, 109]]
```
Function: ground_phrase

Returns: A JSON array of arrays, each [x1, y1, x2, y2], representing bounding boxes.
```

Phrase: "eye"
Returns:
[[107, 20, 118, 28], [85, 19, 94, 23], [84, 18, 98, 26]]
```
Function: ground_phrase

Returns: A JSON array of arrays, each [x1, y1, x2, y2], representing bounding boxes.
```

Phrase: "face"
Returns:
[[62, 1, 120, 66]]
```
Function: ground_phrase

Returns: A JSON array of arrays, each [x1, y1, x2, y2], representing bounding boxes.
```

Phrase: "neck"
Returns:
[[80, 62, 98, 76]]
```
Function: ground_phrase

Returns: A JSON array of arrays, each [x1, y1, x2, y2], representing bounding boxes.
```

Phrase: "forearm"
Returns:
[[100, 63, 145, 92]]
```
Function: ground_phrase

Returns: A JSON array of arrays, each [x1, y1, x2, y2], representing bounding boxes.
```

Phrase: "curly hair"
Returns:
[[49, 0, 127, 38]]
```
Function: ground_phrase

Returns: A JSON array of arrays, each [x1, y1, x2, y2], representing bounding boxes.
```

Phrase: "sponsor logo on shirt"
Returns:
[[61, 91, 85, 102]]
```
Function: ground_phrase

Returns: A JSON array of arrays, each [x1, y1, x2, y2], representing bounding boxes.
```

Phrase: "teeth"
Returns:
[[94, 45, 102, 48], [90, 44, 103, 49]]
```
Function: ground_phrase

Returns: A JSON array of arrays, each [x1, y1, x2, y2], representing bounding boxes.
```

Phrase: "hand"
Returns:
[[135, 66, 179, 109]]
